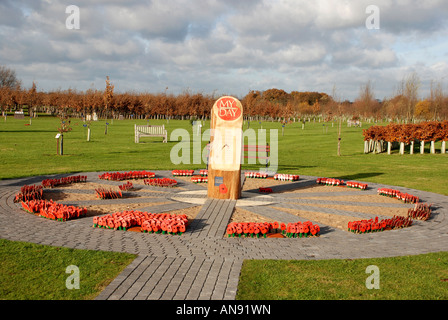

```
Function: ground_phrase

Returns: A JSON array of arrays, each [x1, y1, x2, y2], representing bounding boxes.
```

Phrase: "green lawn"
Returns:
[[236, 252, 448, 300], [0, 239, 136, 300], [1, 115, 447, 194], [1, 115, 447, 300]]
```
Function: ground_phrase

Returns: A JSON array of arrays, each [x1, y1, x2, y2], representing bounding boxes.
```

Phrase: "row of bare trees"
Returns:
[[353, 74, 448, 122], [1, 65, 447, 121]]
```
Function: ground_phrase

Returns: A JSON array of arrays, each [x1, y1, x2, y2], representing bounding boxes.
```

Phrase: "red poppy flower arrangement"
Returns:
[[144, 178, 178, 187], [172, 170, 194, 176], [118, 181, 134, 191], [407, 203, 432, 221], [95, 187, 122, 199], [377, 188, 419, 204], [92, 210, 188, 235], [244, 172, 268, 179], [317, 178, 367, 190], [21, 199, 87, 221], [283, 221, 320, 238], [144, 214, 188, 235], [226, 220, 320, 238], [199, 169, 208, 176], [14, 185, 44, 203], [226, 222, 272, 238], [41, 175, 87, 188], [274, 174, 299, 181], [98, 171, 155, 181], [348, 215, 413, 234], [191, 176, 208, 184], [317, 177, 343, 186], [346, 181, 368, 190]]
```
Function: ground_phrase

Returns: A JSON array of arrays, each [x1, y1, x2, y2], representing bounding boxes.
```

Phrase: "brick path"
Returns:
[[1, 171, 447, 300]]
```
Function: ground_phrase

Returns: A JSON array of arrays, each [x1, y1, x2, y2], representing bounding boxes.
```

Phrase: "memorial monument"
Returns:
[[207, 96, 243, 200]]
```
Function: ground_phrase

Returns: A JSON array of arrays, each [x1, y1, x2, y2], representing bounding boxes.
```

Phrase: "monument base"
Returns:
[[207, 168, 241, 200]]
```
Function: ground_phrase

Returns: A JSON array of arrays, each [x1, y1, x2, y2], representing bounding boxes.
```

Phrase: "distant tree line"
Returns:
[[1, 65, 447, 122], [363, 120, 448, 154]]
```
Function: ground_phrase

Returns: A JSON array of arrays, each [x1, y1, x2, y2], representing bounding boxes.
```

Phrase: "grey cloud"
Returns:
[[0, 1, 26, 28], [1, 0, 447, 101]]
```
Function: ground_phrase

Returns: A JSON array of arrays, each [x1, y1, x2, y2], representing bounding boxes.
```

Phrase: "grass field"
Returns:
[[1, 115, 447, 194], [236, 252, 448, 300], [1, 115, 447, 300], [0, 238, 136, 300]]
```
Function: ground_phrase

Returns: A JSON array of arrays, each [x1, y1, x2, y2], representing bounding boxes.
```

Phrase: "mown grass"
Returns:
[[1, 115, 447, 300], [1, 115, 447, 194], [236, 252, 448, 300], [0, 239, 136, 300]]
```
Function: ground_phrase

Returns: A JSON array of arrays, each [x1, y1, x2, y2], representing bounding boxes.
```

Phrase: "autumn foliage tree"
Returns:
[[363, 120, 448, 154], [1, 65, 447, 123]]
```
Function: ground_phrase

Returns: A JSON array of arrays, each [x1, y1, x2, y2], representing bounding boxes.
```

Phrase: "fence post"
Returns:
[[399, 142, 405, 155]]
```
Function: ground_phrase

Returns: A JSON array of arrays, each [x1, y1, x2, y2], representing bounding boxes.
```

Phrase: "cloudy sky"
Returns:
[[1, 0, 447, 101]]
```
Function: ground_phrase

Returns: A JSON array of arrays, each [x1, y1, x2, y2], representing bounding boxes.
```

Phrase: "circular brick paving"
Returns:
[[1, 171, 447, 300]]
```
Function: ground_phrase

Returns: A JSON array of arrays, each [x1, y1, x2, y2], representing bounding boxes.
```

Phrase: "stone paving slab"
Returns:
[[1, 171, 448, 300]]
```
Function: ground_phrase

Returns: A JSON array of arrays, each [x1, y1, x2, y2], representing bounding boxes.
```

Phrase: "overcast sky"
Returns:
[[1, 0, 447, 101]]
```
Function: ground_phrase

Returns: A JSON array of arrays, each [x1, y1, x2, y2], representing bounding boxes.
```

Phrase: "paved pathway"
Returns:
[[1, 171, 447, 300]]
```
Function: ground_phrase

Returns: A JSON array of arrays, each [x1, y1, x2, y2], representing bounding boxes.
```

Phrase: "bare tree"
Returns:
[[103, 76, 114, 120], [0, 65, 20, 88], [403, 72, 420, 122], [358, 80, 374, 116], [27, 81, 38, 117], [430, 80, 444, 120]]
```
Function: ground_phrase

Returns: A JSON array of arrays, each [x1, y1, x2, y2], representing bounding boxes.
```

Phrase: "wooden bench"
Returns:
[[205, 143, 270, 167], [14, 111, 25, 119], [243, 144, 270, 167], [134, 124, 167, 143]]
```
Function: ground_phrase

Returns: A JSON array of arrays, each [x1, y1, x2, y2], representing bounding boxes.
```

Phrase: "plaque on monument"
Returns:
[[207, 96, 243, 200]]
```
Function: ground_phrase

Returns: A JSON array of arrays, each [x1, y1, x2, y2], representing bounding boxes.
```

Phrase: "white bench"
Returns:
[[134, 124, 167, 143]]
